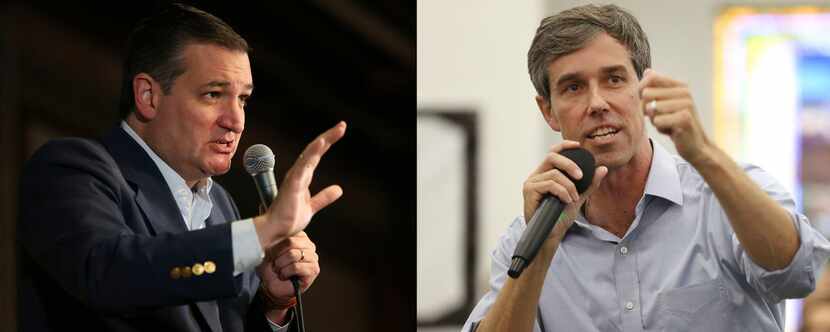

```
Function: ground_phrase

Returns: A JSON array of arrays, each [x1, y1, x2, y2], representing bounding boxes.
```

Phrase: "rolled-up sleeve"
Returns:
[[731, 166, 830, 303], [734, 211, 830, 303]]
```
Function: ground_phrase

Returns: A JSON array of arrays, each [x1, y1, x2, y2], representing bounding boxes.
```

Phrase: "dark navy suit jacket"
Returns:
[[18, 126, 287, 331]]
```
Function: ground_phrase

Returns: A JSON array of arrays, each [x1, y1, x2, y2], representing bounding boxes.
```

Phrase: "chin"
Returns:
[[204, 161, 232, 176], [593, 151, 629, 169]]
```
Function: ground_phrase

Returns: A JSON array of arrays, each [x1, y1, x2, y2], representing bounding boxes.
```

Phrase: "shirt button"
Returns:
[[619, 246, 629, 255], [625, 301, 635, 311]]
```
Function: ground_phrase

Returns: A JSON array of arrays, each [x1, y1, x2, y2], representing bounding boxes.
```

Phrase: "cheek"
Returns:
[[611, 90, 641, 119]]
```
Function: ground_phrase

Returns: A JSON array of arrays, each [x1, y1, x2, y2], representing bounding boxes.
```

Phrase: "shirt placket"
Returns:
[[614, 201, 646, 332], [191, 188, 209, 230], [176, 188, 194, 230]]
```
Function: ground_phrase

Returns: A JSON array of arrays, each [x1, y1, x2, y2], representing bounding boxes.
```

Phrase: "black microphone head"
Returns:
[[243, 144, 275, 175], [559, 148, 595, 193]]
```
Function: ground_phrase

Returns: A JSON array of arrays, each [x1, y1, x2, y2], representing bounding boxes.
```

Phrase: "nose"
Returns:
[[219, 98, 245, 133], [587, 83, 610, 115]]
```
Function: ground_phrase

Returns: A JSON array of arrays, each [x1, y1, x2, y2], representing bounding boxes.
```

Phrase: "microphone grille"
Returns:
[[243, 144, 275, 174], [559, 148, 595, 194]]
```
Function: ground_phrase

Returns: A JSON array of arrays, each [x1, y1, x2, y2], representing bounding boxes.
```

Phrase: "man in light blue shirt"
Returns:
[[465, 4, 830, 331]]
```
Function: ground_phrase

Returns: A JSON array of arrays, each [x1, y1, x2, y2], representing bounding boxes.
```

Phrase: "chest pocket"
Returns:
[[655, 277, 739, 331]]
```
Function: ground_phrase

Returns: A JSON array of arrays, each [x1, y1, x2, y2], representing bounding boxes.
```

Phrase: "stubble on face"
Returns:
[[545, 33, 648, 171]]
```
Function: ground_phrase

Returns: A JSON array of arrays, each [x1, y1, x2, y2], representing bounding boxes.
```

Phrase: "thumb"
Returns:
[[581, 166, 608, 200], [309, 184, 344, 214]]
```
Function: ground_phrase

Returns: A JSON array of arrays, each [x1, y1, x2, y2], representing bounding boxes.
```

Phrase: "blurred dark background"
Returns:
[[0, 1, 414, 331]]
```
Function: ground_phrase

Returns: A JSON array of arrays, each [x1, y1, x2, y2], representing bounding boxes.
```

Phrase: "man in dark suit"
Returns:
[[17, 4, 345, 331]]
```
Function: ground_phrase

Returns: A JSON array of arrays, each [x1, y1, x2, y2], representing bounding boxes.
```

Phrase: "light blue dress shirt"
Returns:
[[464, 141, 830, 331], [122, 122, 289, 331]]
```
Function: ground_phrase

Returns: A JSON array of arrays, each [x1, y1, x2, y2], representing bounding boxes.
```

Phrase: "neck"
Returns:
[[586, 139, 653, 237], [125, 116, 202, 189]]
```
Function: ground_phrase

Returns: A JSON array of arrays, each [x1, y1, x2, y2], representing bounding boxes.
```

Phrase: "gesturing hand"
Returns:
[[254, 121, 346, 250], [639, 69, 713, 165]]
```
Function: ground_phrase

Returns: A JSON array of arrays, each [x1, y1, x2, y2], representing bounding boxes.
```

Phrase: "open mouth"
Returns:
[[587, 126, 620, 140], [211, 138, 235, 153]]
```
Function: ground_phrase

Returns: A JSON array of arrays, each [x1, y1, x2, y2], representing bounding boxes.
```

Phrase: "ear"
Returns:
[[133, 73, 161, 121], [535, 95, 561, 132]]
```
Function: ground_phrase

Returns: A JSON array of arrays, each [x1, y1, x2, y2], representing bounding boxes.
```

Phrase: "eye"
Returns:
[[608, 75, 624, 85], [205, 91, 221, 99], [239, 95, 251, 108], [562, 83, 580, 94]]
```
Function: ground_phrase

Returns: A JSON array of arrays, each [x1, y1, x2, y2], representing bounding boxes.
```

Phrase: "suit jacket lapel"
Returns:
[[101, 126, 187, 235], [102, 127, 224, 332], [194, 197, 232, 332]]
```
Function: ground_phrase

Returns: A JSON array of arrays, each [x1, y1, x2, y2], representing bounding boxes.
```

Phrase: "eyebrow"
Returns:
[[202, 80, 254, 91], [554, 65, 629, 87], [600, 65, 627, 75], [554, 72, 582, 88]]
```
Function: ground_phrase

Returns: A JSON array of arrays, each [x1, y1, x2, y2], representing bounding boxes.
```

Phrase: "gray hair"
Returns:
[[528, 4, 651, 101]]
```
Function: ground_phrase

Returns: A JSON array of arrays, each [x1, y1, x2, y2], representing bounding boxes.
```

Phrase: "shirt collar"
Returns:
[[572, 138, 683, 233], [120, 121, 213, 211], [644, 139, 683, 206]]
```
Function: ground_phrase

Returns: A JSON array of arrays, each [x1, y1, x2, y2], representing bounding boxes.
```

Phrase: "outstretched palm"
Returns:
[[266, 122, 346, 240]]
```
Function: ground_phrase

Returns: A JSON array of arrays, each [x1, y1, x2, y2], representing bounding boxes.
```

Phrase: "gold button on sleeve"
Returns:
[[204, 261, 216, 274], [170, 267, 181, 280], [192, 263, 205, 276], [181, 266, 192, 278]]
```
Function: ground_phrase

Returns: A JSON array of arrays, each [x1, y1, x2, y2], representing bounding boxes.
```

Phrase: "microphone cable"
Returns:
[[291, 277, 305, 332], [245, 144, 305, 331]]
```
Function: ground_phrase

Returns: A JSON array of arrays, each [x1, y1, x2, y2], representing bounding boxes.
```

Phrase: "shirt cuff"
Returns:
[[266, 310, 293, 331], [744, 212, 825, 301], [231, 218, 265, 276]]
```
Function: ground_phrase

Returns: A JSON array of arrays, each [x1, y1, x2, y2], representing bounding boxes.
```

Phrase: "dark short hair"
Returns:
[[118, 3, 250, 118], [527, 4, 651, 101]]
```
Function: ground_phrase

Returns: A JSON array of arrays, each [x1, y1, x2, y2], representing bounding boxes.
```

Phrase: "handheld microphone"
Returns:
[[508, 148, 595, 279], [243, 144, 305, 332], [243, 144, 278, 208]]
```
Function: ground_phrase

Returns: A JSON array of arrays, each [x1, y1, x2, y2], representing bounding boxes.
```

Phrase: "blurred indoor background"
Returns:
[[418, 1, 830, 331], [0, 1, 414, 331]]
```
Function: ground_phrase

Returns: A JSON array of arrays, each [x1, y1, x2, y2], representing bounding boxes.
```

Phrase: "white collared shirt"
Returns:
[[120, 121, 264, 276], [121, 122, 288, 331]]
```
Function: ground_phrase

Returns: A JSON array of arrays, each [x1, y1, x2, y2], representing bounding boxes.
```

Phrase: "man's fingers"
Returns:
[[284, 122, 347, 191], [644, 99, 693, 117], [309, 185, 344, 214], [278, 261, 320, 282], [273, 249, 319, 270], [303, 121, 347, 160], [267, 233, 315, 258], [533, 151, 583, 179], [527, 169, 579, 202], [549, 140, 581, 153], [651, 111, 691, 136], [583, 166, 608, 198], [641, 87, 690, 102], [527, 180, 575, 205], [290, 272, 318, 292], [638, 69, 684, 95]]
